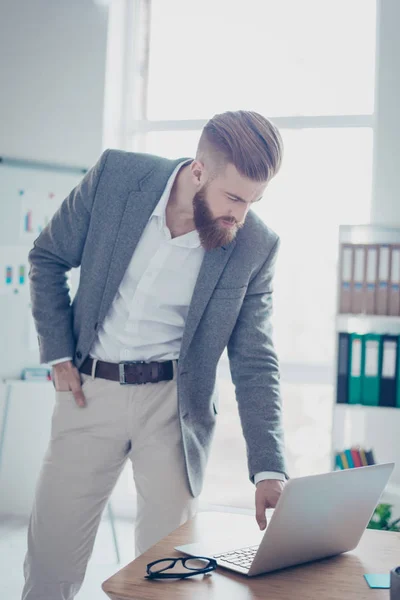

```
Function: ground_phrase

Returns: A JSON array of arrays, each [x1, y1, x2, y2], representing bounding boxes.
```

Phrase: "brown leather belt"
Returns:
[[80, 357, 174, 385]]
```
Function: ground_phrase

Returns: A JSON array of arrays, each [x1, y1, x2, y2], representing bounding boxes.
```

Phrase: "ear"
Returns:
[[190, 159, 206, 187]]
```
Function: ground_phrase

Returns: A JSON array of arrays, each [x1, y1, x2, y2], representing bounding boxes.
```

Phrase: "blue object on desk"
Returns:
[[364, 573, 390, 588]]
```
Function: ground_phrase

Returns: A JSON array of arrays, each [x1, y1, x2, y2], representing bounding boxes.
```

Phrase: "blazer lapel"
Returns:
[[180, 240, 236, 361], [98, 190, 161, 323], [97, 156, 189, 325]]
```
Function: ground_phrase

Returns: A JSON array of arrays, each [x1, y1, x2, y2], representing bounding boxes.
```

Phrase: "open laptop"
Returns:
[[175, 463, 394, 577]]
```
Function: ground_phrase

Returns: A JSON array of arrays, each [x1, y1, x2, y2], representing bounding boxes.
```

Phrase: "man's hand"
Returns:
[[255, 479, 286, 530], [52, 360, 86, 408]]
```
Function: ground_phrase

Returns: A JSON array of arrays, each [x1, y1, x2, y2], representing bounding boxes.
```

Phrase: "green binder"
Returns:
[[348, 333, 364, 405], [361, 333, 382, 406]]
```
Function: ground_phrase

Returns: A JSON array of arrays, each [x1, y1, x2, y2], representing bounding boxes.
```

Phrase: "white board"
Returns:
[[0, 157, 86, 379]]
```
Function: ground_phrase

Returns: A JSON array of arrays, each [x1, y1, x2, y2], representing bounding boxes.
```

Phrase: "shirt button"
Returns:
[[76, 351, 82, 359]]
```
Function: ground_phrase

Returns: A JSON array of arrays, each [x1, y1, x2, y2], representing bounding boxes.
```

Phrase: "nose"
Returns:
[[232, 203, 249, 223]]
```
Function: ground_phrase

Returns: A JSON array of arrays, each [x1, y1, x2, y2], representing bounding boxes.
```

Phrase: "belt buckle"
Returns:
[[119, 361, 145, 385]]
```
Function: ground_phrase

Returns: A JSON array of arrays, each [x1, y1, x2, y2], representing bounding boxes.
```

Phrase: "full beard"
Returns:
[[192, 186, 243, 250]]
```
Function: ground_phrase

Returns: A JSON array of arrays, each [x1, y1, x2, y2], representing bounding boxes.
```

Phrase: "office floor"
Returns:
[[0, 513, 136, 599]]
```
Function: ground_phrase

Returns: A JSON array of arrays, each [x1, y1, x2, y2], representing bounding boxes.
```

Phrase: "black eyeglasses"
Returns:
[[145, 556, 217, 580]]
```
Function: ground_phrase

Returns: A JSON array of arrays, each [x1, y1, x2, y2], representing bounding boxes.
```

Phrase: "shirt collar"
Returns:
[[151, 160, 202, 249]]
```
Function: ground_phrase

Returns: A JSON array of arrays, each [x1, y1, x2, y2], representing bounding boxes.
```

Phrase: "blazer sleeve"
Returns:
[[28, 149, 110, 364], [227, 237, 288, 483]]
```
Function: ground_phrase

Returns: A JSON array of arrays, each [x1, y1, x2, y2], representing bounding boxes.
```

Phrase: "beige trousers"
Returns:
[[22, 363, 197, 600]]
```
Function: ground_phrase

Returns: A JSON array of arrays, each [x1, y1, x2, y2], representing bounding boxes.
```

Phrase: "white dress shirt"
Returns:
[[90, 161, 204, 362], [50, 161, 285, 485]]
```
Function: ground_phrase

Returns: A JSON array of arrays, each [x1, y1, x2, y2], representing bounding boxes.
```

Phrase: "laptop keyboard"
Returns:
[[213, 545, 259, 570]]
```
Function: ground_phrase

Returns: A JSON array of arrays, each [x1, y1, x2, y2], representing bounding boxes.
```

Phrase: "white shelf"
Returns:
[[333, 403, 400, 413], [332, 224, 400, 501], [336, 314, 400, 335], [331, 403, 400, 489], [339, 224, 400, 245]]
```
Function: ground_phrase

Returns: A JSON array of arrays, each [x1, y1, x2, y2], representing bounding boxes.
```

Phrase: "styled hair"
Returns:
[[196, 110, 283, 183]]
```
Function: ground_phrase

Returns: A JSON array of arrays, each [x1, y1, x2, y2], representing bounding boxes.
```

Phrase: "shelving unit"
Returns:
[[332, 225, 400, 503]]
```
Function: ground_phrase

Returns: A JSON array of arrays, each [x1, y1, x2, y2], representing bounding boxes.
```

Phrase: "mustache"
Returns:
[[219, 216, 245, 229]]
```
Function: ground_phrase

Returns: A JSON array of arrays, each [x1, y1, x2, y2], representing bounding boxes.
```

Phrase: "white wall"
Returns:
[[0, 0, 108, 167], [0, 0, 120, 520], [371, 0, 400, 224]]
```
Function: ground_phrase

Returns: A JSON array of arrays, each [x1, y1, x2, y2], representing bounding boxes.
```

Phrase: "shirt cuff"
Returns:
[[47, 357, 73, 366], [254, 471, 287, 485]]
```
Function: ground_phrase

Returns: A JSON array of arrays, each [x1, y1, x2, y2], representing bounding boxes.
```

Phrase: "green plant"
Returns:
[[367, 503, 400, 531]]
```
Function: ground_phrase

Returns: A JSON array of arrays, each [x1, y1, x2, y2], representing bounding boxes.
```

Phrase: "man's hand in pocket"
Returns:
[[53, 360, 86, 407]]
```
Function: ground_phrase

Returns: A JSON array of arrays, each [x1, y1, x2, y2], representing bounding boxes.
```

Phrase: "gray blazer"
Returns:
[[29, 149, 287, 497]]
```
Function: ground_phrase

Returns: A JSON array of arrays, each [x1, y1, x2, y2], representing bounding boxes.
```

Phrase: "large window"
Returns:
[[108, 0, 377, 511], [147, 0, 376, 119], [138, 0, 376, 374]]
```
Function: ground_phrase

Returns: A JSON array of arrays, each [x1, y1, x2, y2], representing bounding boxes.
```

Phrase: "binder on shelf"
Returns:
[[376, 244, 390, 315], [359, 448, 369, 466], [337, 447, 375, 469], [335, 453, 344, 469], [364, 244, 378, 315], [364, 448, 376, 465], [348, 333, 364, 405], [350, 447, 362, 467], [351, 245, 365, 314], [361, 333, 382, 406], [336, 332, 350, 404], [339, 244, 353, 314], [379, 335, 399, 408], [340, 451, 349, 469], [388, 244, 400, 316], [344, 448, 355, 468]]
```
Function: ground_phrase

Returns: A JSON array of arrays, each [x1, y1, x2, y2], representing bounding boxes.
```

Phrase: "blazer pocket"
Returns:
[[211, 286, 247, 300]]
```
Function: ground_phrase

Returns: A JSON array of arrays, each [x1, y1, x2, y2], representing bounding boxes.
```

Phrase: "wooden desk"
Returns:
[[102, 511, 400, 600]]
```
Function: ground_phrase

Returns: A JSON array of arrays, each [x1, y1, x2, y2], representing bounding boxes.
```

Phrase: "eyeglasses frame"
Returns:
[[145, 556, 217, 580]]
